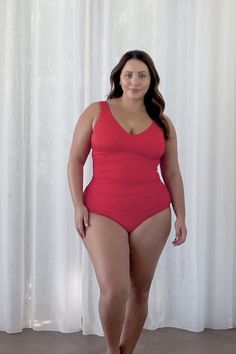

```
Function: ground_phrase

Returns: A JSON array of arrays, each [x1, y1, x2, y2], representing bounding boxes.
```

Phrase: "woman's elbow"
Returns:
[[162, 169, 180, 184], [67, 157, 83, 172]]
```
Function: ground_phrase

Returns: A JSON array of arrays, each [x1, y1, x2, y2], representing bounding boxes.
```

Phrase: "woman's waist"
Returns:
[[92, 168, 161, 184], [84, 176, 168, 196], [93, 159, 159, 181]]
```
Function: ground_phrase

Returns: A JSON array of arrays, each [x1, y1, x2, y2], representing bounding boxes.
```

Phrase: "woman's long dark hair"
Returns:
[[107, 50, 169, 139]]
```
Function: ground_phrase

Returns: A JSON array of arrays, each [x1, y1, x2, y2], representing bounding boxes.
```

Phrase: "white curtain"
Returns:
[[0, 0, 235, 334]]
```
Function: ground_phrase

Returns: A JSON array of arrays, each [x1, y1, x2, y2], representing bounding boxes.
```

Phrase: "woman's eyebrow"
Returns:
[[123, 70, 148, 73]]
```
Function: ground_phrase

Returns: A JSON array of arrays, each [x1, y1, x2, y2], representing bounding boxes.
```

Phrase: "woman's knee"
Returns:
[[130, 281, 151, 303], [100, 283, 130, 306]]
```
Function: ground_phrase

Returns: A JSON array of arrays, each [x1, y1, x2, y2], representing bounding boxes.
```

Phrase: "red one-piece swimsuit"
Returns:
[[83, 101, 171, 233]]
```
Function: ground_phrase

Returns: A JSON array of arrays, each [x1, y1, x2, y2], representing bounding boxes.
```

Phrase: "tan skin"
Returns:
[[67, 59, 187, 354]]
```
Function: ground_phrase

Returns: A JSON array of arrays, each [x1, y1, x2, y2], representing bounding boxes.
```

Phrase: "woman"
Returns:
[[67, 50, 187, 354]]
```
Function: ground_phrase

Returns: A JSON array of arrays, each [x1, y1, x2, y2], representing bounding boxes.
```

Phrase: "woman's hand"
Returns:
[[74, 203, 90, 238], [172, 218, 187, 246]]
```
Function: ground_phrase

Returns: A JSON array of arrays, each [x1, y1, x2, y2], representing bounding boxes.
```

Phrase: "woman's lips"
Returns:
[[129, 88, 140, 93]]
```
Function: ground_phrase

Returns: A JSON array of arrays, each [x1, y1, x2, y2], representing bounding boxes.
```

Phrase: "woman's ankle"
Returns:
[[106, 347, 121, 354]]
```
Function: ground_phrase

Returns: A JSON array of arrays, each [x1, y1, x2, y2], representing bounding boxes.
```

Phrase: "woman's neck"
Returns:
[[118, 95, 145, 112]]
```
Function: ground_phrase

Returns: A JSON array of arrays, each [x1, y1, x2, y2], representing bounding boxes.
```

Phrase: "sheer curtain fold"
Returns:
[[0, 0, 235, 334]]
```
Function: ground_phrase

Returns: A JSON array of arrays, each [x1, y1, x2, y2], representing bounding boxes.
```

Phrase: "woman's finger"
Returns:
[[173, 226, 186, 246], [83, 211, 89, 228], [76, 220, 85, 238]]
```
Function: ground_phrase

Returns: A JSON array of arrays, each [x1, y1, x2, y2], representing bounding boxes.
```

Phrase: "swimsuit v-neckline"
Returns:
[[106, 101, 154, 136]]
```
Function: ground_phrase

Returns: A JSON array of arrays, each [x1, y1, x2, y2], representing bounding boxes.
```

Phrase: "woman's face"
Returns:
[[120, 59, 151, 100]]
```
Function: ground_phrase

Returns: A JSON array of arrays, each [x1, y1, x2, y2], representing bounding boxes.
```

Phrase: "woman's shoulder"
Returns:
[[85, 100, 101, 112], [82, 101, 105, 130], [77, 101, 101, 126], [163, 113, 172, 124], [163, 114, 176, 139], [87, 99, 116, 111], [82, 101, 102, 118]]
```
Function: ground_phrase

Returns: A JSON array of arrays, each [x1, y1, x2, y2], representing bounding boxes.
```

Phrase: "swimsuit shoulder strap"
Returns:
[[98, 100, 111, 121]]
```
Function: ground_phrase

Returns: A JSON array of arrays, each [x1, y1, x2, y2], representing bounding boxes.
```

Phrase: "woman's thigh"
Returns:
[[83, 212, 130, 295], [128, 208, 171, 290]]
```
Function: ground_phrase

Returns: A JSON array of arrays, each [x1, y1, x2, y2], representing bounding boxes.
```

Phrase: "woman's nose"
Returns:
[[131, 74, 140, 85]]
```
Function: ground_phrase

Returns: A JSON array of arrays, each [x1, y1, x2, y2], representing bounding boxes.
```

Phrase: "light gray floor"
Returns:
[[0, 327, 235, 354]]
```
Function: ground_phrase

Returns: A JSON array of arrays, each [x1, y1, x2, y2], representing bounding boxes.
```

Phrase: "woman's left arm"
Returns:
[[160, 116, 187, 246]]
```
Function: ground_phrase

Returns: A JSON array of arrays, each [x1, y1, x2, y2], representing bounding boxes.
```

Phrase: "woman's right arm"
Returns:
[[67, 102, 100, 237]]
